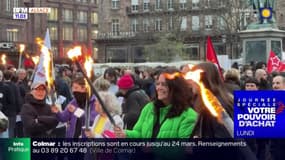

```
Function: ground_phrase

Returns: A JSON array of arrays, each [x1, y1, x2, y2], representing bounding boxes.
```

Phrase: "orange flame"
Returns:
[[32, 56, 40, 65], [184, 69, 223, 119], [1, 54, 6, 65], [67, 46, 82, 60], [36, 37, 53, 91], [163, 67, 223, 120], [84, 56, 93, 78], [41, 45, 53, 90], [84, 56, 93, 97], [19, 44, 25, 53]]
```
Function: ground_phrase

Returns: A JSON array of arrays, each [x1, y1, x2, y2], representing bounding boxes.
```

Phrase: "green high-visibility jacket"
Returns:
[[126, 102, 197, 138]]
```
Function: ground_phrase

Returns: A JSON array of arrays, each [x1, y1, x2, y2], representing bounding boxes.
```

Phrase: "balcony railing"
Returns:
[[126, 2, 228, 15]]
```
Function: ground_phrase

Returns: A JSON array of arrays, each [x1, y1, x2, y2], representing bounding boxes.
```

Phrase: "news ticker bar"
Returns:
[[0, 138, 247, 160]]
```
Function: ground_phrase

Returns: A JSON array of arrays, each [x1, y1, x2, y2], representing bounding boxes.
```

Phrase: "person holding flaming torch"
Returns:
[[186, 62, 234, 138], [85, 91, 123, 138], [51, 77, 98, 138], [186, 62, 257, 160]]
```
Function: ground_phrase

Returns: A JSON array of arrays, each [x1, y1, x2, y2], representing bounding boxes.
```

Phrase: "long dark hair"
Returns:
[[153, 67, 194, 118], [191, 62, 234, 118]]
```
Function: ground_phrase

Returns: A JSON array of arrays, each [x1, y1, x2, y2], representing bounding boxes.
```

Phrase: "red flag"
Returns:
[[278, 63, 285, 72], [267, 51, 282, 73], [206, 36, 224, 80]]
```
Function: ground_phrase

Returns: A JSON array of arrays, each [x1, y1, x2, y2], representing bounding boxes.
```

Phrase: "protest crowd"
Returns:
[[0, 53, 284, 160], [0, 33, 284, 160]]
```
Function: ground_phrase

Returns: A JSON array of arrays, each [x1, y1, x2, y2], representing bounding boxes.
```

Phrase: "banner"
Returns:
[[234, 91, 285, 138]]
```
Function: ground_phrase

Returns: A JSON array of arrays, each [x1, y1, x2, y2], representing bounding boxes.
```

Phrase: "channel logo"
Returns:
[[13, 7, 51, 20]]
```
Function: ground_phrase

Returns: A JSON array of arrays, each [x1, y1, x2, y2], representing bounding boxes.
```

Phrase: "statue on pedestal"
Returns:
[[248, 0, 277, 29]]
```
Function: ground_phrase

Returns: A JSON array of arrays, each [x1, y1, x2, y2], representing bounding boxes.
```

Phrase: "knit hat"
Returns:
[[117, 74, 134, 89]]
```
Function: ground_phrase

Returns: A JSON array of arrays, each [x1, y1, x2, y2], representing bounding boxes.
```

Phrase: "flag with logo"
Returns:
[[267, 51, 282, 73], [206, 36, 224, 80]]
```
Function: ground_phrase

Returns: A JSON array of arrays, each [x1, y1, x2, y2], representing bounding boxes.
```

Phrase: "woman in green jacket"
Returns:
[[115, 68, 197, 138]]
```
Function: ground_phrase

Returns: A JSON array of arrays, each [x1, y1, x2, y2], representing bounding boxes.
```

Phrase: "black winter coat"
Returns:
[[121, 86, 150, 129], [20, 94, 58, 138]]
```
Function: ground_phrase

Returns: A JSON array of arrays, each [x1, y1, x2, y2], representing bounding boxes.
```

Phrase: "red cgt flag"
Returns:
[[206, 36, 224, 80], [267, 51, 282, 73]]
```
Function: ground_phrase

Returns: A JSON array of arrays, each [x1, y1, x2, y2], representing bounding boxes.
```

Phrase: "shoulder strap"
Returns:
[[152, 109, 167, 138]]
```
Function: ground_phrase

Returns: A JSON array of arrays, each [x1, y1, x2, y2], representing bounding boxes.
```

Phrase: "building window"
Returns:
[[155, 18, 162, 31], [48, 25, 58, 40], [6, 29, 18, 42], [77, 11, 87, 23], [13, 0, 19, 8], [155, 0, 161, 9], [181, 17, 187, 31], [184, 44, 199, 60], [78, 26, 87, 41], [218, 17, 226, 30], [63, 26, 73, 40], [218, 0, 226, 7], [131, 0, 139, 12], [48, 8, 58, 21], [131, 18, 138, 32], [91, 12, 98, 25], [167, 0, 173, 10], [92, 29, 98, 39], [143, 19, 150, 32], [6, 0, 11, 11], [192, 16, 199, 31], [112, 0, 120, 9], [192, 0, 199, 9], [62, 9, 73, 22], [112, 19, 120, 36], [205, 0, 210, 8], [51, 46, 58, 57], [205, 15, 213, 30], [143, 0, 150, 11], [168, 16, 173, 31], [93, 47, 98, 59], [179, 0, 186, 9]]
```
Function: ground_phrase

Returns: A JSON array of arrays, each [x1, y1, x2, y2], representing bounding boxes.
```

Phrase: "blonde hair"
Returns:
[[224, 68, 240, 81], [98, 91, 121, 115], [93, 76, 111, 91]]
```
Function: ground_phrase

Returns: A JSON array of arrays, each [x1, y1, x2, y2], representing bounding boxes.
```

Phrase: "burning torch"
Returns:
[[41, 44, 56, 105], [1, 54, 6, 65], [67, 46, 116, 126], [183, 68, 234, 137], [83, 56, 93, 129], [164, 66, 233, 137], [18, 44, 25, 69], [29, 55, 40, 82]]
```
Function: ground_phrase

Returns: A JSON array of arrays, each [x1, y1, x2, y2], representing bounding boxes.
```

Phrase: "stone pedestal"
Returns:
[[239, 28, 285, 64]]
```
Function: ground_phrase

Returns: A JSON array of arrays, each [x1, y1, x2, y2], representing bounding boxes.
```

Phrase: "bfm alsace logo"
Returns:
[[13, 7, 51, 20]]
